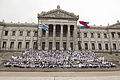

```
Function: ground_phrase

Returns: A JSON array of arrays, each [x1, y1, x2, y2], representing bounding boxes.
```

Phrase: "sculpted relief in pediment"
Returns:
[[42, 11, 74, 18]]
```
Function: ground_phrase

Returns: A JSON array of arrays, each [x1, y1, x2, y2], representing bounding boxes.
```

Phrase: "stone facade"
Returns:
[[0, 5, 120, 53]]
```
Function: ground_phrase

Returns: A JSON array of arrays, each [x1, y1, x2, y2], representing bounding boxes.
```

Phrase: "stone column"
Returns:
[[74, 25, 78, 50], [45, 29, 49, 50], [22, 31, 26, 50], [0, 26, 4, 50], [38, 27, 42, 50], [67, 25, 71, 50], [30, 31, 33, 49], [60, 25, 63, 50], [52, 25, 56, 50], [6, 30, 11, 50], [14, 30, 18, 50]]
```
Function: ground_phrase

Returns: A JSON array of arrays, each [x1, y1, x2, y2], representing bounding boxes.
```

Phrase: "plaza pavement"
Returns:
[[0, 71, 120, 80]]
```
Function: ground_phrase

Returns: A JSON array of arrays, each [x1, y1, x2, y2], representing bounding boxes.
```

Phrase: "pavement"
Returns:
[[0, 71, 120, 80]]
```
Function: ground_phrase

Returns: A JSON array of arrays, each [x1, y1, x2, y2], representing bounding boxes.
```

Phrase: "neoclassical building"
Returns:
[[0, 5, 120, 53]]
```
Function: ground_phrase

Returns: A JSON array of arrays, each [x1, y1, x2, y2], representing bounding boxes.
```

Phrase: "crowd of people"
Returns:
[[4, 50, 116, 68]]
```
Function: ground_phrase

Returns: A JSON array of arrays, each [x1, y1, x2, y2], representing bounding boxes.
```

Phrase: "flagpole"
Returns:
[[79, 25, 81, 51], [37, 16, 39, 50]]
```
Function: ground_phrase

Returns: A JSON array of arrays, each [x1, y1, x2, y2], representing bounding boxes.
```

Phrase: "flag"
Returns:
[[79, 21, 90, 29], [80, 26, 88, 29], [39, 24, 48, 31]]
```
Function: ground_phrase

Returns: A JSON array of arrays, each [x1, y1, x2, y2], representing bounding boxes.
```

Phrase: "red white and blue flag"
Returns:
[[79, 21, 90, 29]]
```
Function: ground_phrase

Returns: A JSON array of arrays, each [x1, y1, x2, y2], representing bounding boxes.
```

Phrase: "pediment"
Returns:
[[42, 11, 74, 18], [38, 6, 79, 20], [109, 23, 120, 29]]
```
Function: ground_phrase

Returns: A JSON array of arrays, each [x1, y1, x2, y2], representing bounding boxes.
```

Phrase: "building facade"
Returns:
[[0, 5, 120, 53]]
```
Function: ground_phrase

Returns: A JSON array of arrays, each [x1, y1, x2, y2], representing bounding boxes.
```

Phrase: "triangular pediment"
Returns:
[[109, 22, 120, 29], [38, 6, 79, 20]]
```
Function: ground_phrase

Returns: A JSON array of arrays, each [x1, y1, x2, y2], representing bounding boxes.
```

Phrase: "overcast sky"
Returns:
[[0, 0, 120, 26]]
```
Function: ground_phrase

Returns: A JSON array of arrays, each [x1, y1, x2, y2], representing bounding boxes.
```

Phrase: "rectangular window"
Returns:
[[49, 25, 53, 37], [19, 31, 23, 36], [56, 42, 60, 50], [78, 41, 81, 50], [105, 44, 108, 50], [70, 25, 74, 37], [26, 42, 29, 49], [42, 42, 45, 50], [118, 32, 120, 38], [70, 42, 73, 50], [97, 33, 100, 38], [91, 33, 94, 38], [91, 43, 95, 50], [4, 31, 8, 36], [84, 33, 87, 38], [18, 42, 22, 49], [12, 31, 16, 36], [98, 43, 102, 50], [63, 42, 66, 50], [85, 43, 88, 50], [10, 42, 14, 49], [33, 42, 37, 49], [77, 32, 81, 38], [56, 25, 60, 37], [34, 31, 38, 37], [63, 25, 67, 37], [2, 41, 6, 48], [27, 31, 30, 36], [113, 43, 116, 50], [104, 33, 107, 38], [111, 32, 115, 38], [49, 42, 52, 50]]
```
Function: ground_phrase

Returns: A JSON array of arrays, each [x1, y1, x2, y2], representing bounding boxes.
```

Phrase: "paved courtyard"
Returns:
[[0, 71, 120, 80]]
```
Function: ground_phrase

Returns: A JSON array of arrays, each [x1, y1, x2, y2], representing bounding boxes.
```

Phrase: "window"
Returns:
[[56, 42, 60, 50], [91, 43, 95, 50], [63, 42, 66, 50], [70, 42, 73, 50], [70, 25, 74, 37], [27, 31, 30, 36], [98, 43, 102, 50], [12, 31, 16, 36], [56, 25, 60, 37], [91, 33, 94, 38], [78, 41, 82, 50], [49, 25, 53, 37], [18, 42, 22, 49], [33, 42, 37, 49], [4, 31, 8, 36], [19, 31, 23, 36], [118, 32, 120, 38], [10, 42, 14, 49], [26, 42, 29, 49], [111, 32, 115, 38], [49, 42, 52, 50], [2, 41, 6, 48], [34, 31, 38, 37], [113, 43, 116, 50], [104, 33, 107, 38], [85, 43, 88, 50], [42, 42, 45, 50], [77, 32, 80, 38], [97, 33, 100, 38], [84, 33, 87, 38], [105, 44, 108, 50], [63, 25, 67, 37]]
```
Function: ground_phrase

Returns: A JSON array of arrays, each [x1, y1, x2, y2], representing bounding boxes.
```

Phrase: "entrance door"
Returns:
[[56, 42, 60, 50]]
